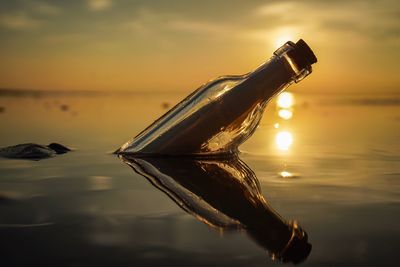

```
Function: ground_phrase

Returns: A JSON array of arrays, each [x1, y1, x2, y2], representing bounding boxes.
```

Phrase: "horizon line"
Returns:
[[0, 87, 399, 98]]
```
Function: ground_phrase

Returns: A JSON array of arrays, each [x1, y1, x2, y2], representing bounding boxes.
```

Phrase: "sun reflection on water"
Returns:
[[275, 131, 293, 151], [279, 171, 293, 178], [277, 92, 294, 109], [278, 109, 293, 120], [273, 92, 297, 177], [274, 92, 295, 151]]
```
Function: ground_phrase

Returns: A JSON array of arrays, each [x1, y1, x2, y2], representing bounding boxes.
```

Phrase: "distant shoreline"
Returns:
[[0, 88, 183, 98], [1, 88, 399, 97]]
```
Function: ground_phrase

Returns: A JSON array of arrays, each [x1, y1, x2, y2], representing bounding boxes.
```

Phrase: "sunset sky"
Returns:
[[0, 0, 399, 94]]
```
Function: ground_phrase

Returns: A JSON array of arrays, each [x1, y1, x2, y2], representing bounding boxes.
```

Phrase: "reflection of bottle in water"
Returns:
[[118, 39, 317, 156], [121, 155, 312, 264]]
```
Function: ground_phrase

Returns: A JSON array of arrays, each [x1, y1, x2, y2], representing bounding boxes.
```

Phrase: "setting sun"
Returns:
[[274, 34, 293, 49]]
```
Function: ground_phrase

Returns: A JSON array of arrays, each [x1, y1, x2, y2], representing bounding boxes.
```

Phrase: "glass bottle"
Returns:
[[117, 39, 317, 156]]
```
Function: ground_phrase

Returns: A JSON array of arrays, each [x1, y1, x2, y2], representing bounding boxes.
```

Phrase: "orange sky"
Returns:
[[0, 0, 399, 94]]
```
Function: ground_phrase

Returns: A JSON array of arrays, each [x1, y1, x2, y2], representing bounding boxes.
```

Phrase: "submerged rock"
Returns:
[[0, 143, 71, 160]]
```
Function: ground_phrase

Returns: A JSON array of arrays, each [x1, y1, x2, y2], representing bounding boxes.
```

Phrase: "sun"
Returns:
[[272, 27, 300, 49], [274, 34, 293, 49]]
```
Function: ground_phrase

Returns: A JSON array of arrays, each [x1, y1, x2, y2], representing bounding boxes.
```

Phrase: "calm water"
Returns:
[[0, 91, 399, 266]]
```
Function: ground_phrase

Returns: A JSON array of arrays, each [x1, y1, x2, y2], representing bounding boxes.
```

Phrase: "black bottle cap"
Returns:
[[295, 39, 317, 65], [287, 39, 318, 70]]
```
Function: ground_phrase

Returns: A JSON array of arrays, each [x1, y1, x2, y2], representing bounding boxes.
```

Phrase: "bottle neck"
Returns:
[[236, 41, 314, 106], [273, 40, 315, 83]]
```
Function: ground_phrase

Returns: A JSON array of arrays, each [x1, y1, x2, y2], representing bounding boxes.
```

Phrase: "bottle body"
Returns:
[[118, 40, 317, 156]]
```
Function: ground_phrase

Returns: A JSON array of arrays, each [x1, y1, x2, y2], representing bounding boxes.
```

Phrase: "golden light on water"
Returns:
[[279, 171, 293, 178], [275, 131, 293, 151], [274, 93, 294, 151], [278, 109, 293, 120], [277, 92, 294, 108]]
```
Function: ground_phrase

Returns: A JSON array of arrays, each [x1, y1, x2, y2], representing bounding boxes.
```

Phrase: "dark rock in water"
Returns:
[[47, 143, 71, 154], [0, 143, 71, 160]]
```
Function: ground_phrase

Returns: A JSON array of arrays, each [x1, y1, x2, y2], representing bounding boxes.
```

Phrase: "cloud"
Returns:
[[124, 8, 232, 36], [253, 0, 400, 44], [42, 33, 88, 45], [87, 0, 112, 11], [33, 2, 60, 16], [0, 2, 60, 30], [254, 2, 295, 17], [0, 14, 42, 30], [167, 20, 229, 35]]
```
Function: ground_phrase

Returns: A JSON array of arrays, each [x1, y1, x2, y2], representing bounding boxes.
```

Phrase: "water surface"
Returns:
[[0, 91, 399, 266]]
